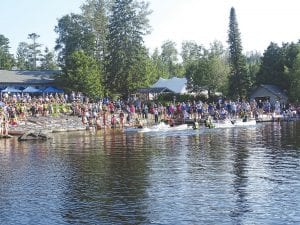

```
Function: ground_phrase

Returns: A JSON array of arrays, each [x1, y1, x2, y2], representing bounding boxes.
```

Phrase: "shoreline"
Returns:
[[8, 114, 87, 136], [5, 110, 300, 138]]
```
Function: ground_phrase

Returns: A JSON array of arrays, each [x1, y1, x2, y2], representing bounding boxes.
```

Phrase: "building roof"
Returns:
[[138, 87, 174, 94], [262, 84, 286, 96], [152, 77, 188, 94], [252, 84, 288, 99], [0, 70, 59, 84]]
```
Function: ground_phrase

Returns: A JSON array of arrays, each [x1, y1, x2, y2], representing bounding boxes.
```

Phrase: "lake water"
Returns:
[[0, 122, 299, 225]]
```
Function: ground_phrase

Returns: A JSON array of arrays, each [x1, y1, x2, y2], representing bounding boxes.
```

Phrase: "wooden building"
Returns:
[[250, 84, 288, 106], [0, 70, 59, 91]]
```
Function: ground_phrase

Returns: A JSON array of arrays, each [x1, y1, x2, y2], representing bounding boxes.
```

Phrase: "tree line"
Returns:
[[0, 1, 300, 102], [0, 33, 58, 70]]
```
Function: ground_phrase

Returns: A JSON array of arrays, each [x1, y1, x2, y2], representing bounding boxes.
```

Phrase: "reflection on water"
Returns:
[[0, 122, 299, 224]]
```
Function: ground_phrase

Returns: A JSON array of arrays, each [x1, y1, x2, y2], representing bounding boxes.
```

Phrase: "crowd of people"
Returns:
[[0, 91, 299, 134]]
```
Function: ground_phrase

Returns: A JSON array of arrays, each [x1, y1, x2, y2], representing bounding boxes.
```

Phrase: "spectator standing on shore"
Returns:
[[264, 100, 271, 114], [274, 100, 281, 115], [129, 104, 135, 118], [154, 107, 159, 124], [0, 110, 3, 135], [3, 113, 9, 136], [119, 110, 125, 128], [111, 114, 117, 128], [257, 100, 263, 115], [142, 104, 148, 119]]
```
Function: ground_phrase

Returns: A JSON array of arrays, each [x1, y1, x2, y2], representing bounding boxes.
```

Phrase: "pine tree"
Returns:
[[0, 34, 14, 69], [28, 33, 42, 70], [16, 42, 30, 70], [105, 0, 151, 96], [58, 50, 104, 99], [55, 13, 96, 65], [40, 47, 58, 70], [81, 0, 111, 62], [227, 7, 250, 99]]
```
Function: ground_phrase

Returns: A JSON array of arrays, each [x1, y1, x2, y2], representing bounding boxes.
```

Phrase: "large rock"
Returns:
[[18, 130, 52, 141]]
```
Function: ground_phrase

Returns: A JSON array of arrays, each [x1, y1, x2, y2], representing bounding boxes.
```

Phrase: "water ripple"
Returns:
[[0, 122, 300, 224]]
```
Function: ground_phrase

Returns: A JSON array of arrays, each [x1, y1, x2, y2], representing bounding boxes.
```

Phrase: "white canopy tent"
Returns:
[[152, 77, 188, 94]]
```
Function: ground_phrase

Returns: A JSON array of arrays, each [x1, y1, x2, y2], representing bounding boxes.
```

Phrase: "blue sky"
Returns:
[[0, 0, 83, 54], [1, 0, 300, 55]]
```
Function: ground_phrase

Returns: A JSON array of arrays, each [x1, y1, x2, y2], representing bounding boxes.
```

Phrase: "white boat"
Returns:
[[212, 119, 235, 129], [211, 119, 256, 129], [233, 119, 256, 127], [125, 122, 191, 133]]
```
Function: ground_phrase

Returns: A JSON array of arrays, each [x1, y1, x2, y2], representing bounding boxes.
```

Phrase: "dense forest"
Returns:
[[0, 0, 300, 102]]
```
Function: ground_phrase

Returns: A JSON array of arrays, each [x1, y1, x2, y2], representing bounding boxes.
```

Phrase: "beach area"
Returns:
[[1, 92, 300, 140]]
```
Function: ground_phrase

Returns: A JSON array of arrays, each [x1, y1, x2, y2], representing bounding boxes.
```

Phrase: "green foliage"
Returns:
[[246, 51, 261, 86], [255, 41, 300, 102], [227, 7, 251, 98], [16, 42, 30, 69], [143, 55, 161, 85], [256, 42, 287, 88], [181, 41, 205, 65], [150, 48, 169, 79], [256, 42, 300, 92], [16, 37, 56, 70], [125, 51, 153, 93], [81, 0, 111, 61], [0, 34, 14, 69], [57, 50, 104, 99], [184, 42, 229, 99], [40, 47, 58, 70], [287, 53, 300, 102], [55, 13, 96, 64], [105, 0, 152, 96], [209, 40, 226, 57], [160, 40, 184, 77], [27, 33, 42, 70]]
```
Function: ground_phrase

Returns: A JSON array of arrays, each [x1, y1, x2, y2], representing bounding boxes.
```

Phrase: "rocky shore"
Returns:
[[8, 115, 87, 136]]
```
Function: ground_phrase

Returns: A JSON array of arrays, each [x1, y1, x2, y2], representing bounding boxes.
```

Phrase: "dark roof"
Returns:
[[0, 70, 60, 84], [260, 84, 287, 98], [137, 87, 174, 94]]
